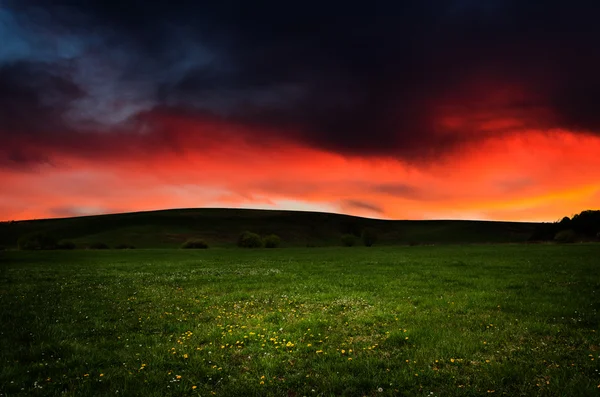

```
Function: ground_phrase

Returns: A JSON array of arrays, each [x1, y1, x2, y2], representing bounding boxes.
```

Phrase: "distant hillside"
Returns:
[[0, 208, 538, 249]]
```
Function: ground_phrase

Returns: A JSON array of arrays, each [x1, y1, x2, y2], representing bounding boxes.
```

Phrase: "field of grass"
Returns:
[[1, 245, 599, 396]]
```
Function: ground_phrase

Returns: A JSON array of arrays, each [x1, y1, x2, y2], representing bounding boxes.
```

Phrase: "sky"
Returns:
[[1, 0, 599, 222]]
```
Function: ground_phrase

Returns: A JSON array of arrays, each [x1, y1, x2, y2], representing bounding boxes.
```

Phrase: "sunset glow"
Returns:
[[1, 1, 599, 222]]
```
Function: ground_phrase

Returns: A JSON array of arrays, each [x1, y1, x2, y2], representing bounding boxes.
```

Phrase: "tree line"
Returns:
[[529, 210, 600, 243]]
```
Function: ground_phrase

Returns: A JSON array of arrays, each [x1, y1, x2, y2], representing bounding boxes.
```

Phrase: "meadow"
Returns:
[[1, 244, 599, 396]]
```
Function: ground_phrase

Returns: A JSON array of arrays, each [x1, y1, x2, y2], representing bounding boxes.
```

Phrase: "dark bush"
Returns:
[[18, 232, 57, 250], [56, 241, 76, 250], [181, 239, 208, 249], [341, 234, 356, 247], [116, 244, 136, 249], [264, 234, 281, 248], [361, 228, 378, 247], [89, 242, 109, 249], [554, 229, 577, 244], [238, 231, 263, 248]]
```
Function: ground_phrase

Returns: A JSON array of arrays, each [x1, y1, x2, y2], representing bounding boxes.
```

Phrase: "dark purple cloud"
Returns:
[[2, 0, 600, 168]]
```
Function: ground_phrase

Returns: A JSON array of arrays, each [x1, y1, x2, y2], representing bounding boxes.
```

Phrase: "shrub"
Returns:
[[554, 229, 577, 244], [116, 244, 136, 249], [56, 241, 76, 250], [18, 232, 57, 250], [361, 228, 378, 247], [89, 242, 109, 249], [238, 231, 263, 248], [181, 239, 208, 249], [341, 234, 356, 247], [263, 234, 281, 248]]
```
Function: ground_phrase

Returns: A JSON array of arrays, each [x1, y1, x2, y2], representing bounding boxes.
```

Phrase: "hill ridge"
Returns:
[[0, 207, 538, 249]]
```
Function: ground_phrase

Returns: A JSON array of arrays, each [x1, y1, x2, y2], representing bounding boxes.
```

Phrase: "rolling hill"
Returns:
[[0, 208, 539, 249]]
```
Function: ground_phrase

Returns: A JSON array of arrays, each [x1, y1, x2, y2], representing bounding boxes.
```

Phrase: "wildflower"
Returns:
[[341, 349, 346, 354], [192, 386, 197, 390], [183, 354, 189, 359], [378, 387, 383, 392], [260, 381, 265, 385], [316, 350, 323, 354], [99, 374, 104, 377], [450, 358, 455, 363], [348, 358, 352, 361], [176, 375, 182, 380], [307, 344, 312, 347]]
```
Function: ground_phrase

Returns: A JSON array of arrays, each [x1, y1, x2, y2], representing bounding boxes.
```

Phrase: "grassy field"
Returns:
[[0, 208, 537, 248], [1, 245, 599, 396]]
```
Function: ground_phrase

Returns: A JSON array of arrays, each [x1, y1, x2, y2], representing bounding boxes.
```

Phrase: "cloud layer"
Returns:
[[1, 0, 599, 220]]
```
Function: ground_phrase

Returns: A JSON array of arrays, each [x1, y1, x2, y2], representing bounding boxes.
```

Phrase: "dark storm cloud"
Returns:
[[0, 61, 81, 135], [2, 0, 600, 166]]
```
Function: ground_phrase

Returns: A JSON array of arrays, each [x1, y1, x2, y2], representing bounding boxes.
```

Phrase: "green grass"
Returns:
[[1, 245, 599, 396], [0, 208, 537, 249]]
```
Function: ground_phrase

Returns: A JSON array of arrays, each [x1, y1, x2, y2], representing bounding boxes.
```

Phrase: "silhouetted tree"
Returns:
[[530, 210, 600, 241], [238, 231, 263, 248]]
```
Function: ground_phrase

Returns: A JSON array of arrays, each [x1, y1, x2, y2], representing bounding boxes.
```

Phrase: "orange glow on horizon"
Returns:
[[1, 116, 599, 223]]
